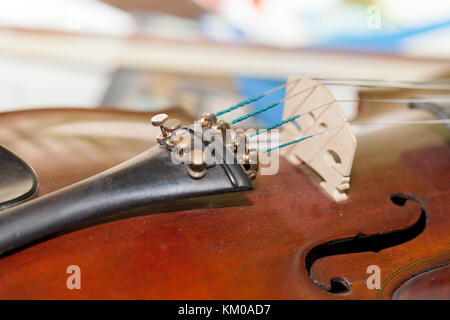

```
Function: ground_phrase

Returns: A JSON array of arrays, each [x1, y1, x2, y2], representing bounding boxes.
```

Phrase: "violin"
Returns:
[[0, 80, 448, 299]]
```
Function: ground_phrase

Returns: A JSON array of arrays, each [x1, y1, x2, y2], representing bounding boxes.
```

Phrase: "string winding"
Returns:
[[215, 80, 300, 116], [214, 80, 449, 153]]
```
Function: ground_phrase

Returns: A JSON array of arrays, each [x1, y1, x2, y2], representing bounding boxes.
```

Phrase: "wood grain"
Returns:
[[0, 106, 448, 299]]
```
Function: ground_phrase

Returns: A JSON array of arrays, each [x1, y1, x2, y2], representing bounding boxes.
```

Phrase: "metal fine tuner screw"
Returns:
[[151, 113, 170, 145], [187, 150, 206, 179], [163, 119, 182, 150], [199, 112, 217, 128]]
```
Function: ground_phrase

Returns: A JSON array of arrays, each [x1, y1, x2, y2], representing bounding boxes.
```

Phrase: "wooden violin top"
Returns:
[[0, 106, 448, 299]]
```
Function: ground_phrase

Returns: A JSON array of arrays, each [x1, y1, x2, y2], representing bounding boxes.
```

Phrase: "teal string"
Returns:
[[231, 102, 281, 124], [263, 135, 313, 153], [216, 94, 265, 116], [250, 114, 301, 137]]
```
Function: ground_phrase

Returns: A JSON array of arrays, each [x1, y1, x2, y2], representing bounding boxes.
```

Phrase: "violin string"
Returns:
[[232, 96, 450, 127], [231, 84, 319, 124], [338, 98, 450, 103], [320, 77, 450, 84], [216, 78, 449, 124], [215, 79, 301, 116], [228, 79, 450, 153], [249, 114, 300, 137], [249, 100, 334, 137], [250, 100, 449, 138], [261, 125, 343, 153], [251, 113, 449, 139], [318, 79, 450, 90], [350, 119, 450, 125], [258, 117, 449, 154]]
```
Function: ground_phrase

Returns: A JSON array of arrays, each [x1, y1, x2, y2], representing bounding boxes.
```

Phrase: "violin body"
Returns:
[[0, 105, 448, 299]]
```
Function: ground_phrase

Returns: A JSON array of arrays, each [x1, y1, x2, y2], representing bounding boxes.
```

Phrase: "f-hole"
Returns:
[[305, 193, 428, 294]]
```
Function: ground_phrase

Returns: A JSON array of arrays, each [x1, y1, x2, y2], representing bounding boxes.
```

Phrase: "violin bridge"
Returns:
[[280, 77, 357, 201]]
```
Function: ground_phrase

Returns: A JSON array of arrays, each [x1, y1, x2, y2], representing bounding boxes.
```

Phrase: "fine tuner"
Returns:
[[0, 76, 447, 256], [147, 77, 360, 202], [151, 76, 449, 202], [151, 112, 260, 181]]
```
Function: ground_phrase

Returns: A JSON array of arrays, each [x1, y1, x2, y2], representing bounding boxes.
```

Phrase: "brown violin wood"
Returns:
[[0, 104, 448, 299]]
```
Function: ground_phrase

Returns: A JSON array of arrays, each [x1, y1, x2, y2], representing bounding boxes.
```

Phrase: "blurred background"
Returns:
[[0, 0, 449, 126]]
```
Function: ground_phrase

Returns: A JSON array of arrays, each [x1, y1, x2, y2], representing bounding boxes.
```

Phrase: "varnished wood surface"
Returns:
[[392, 265, 450, 300], [0, 106, 448, 299]]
